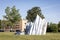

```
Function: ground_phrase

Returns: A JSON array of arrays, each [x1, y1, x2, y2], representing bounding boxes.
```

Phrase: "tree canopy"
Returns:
[[4, 6, 21, 27], [26, 7, 45, 22]]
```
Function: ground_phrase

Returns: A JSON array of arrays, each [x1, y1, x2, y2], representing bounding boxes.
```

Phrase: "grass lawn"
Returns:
[[0, 32, 60, 40]]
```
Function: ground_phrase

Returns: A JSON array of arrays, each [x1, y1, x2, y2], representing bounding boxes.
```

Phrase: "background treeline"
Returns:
[[47, 22, 60, 32], [0, 19, 60, 33]]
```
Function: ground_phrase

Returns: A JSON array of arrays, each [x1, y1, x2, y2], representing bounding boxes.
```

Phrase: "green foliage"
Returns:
[[47, 22, 58, 32], [4, 6, 21, 27], [47, 22, 51, 32], [26, 7, 44, 22], [50, 23, 58, 32], [58, 21, 60, 32], [1, 20, 11, 29], [0, 20, 1, 29]]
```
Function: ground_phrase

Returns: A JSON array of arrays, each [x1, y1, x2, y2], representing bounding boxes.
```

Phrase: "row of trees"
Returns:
[[47, 22, 60, 32]]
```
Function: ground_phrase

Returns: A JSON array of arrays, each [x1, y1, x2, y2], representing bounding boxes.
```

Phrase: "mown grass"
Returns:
[[0, 32, 60, 40]]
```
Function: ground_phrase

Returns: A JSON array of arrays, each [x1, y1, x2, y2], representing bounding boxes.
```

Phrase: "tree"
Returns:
[[47, 22, 58, 32], [26, 7, 45, 22], [4, 6, 21, 28], [47, 22, 51, 32], [0, 20, 1, 29], [1, 20, 7, 29], [58, 21, 60, 32]]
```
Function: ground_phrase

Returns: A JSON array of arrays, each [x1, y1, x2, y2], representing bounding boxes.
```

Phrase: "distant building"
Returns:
[[16, 19, 28, 32], [1, 19, 28, 32]]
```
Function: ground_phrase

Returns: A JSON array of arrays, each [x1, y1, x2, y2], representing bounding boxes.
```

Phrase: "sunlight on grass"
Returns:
[[0, 32, 60, 40]]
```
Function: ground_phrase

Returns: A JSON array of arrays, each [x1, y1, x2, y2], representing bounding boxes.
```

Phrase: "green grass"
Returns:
[[0, 32, 60, 40]]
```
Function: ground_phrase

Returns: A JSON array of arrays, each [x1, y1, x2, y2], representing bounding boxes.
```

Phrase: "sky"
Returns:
[[0, 0, 60, 23]]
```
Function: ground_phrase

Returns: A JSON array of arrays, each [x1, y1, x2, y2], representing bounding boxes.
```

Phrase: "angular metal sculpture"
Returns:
[[25, 15, 47, 35]]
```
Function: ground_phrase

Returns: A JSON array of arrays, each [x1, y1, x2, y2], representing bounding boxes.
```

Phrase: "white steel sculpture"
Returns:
[[25, 15, 47, 35]]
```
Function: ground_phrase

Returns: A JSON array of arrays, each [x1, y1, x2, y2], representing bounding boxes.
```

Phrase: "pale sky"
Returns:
[[0, 0, 60, 23]]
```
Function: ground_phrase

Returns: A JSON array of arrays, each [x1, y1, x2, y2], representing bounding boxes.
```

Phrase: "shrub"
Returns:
[[47, 23, 58, 32]]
